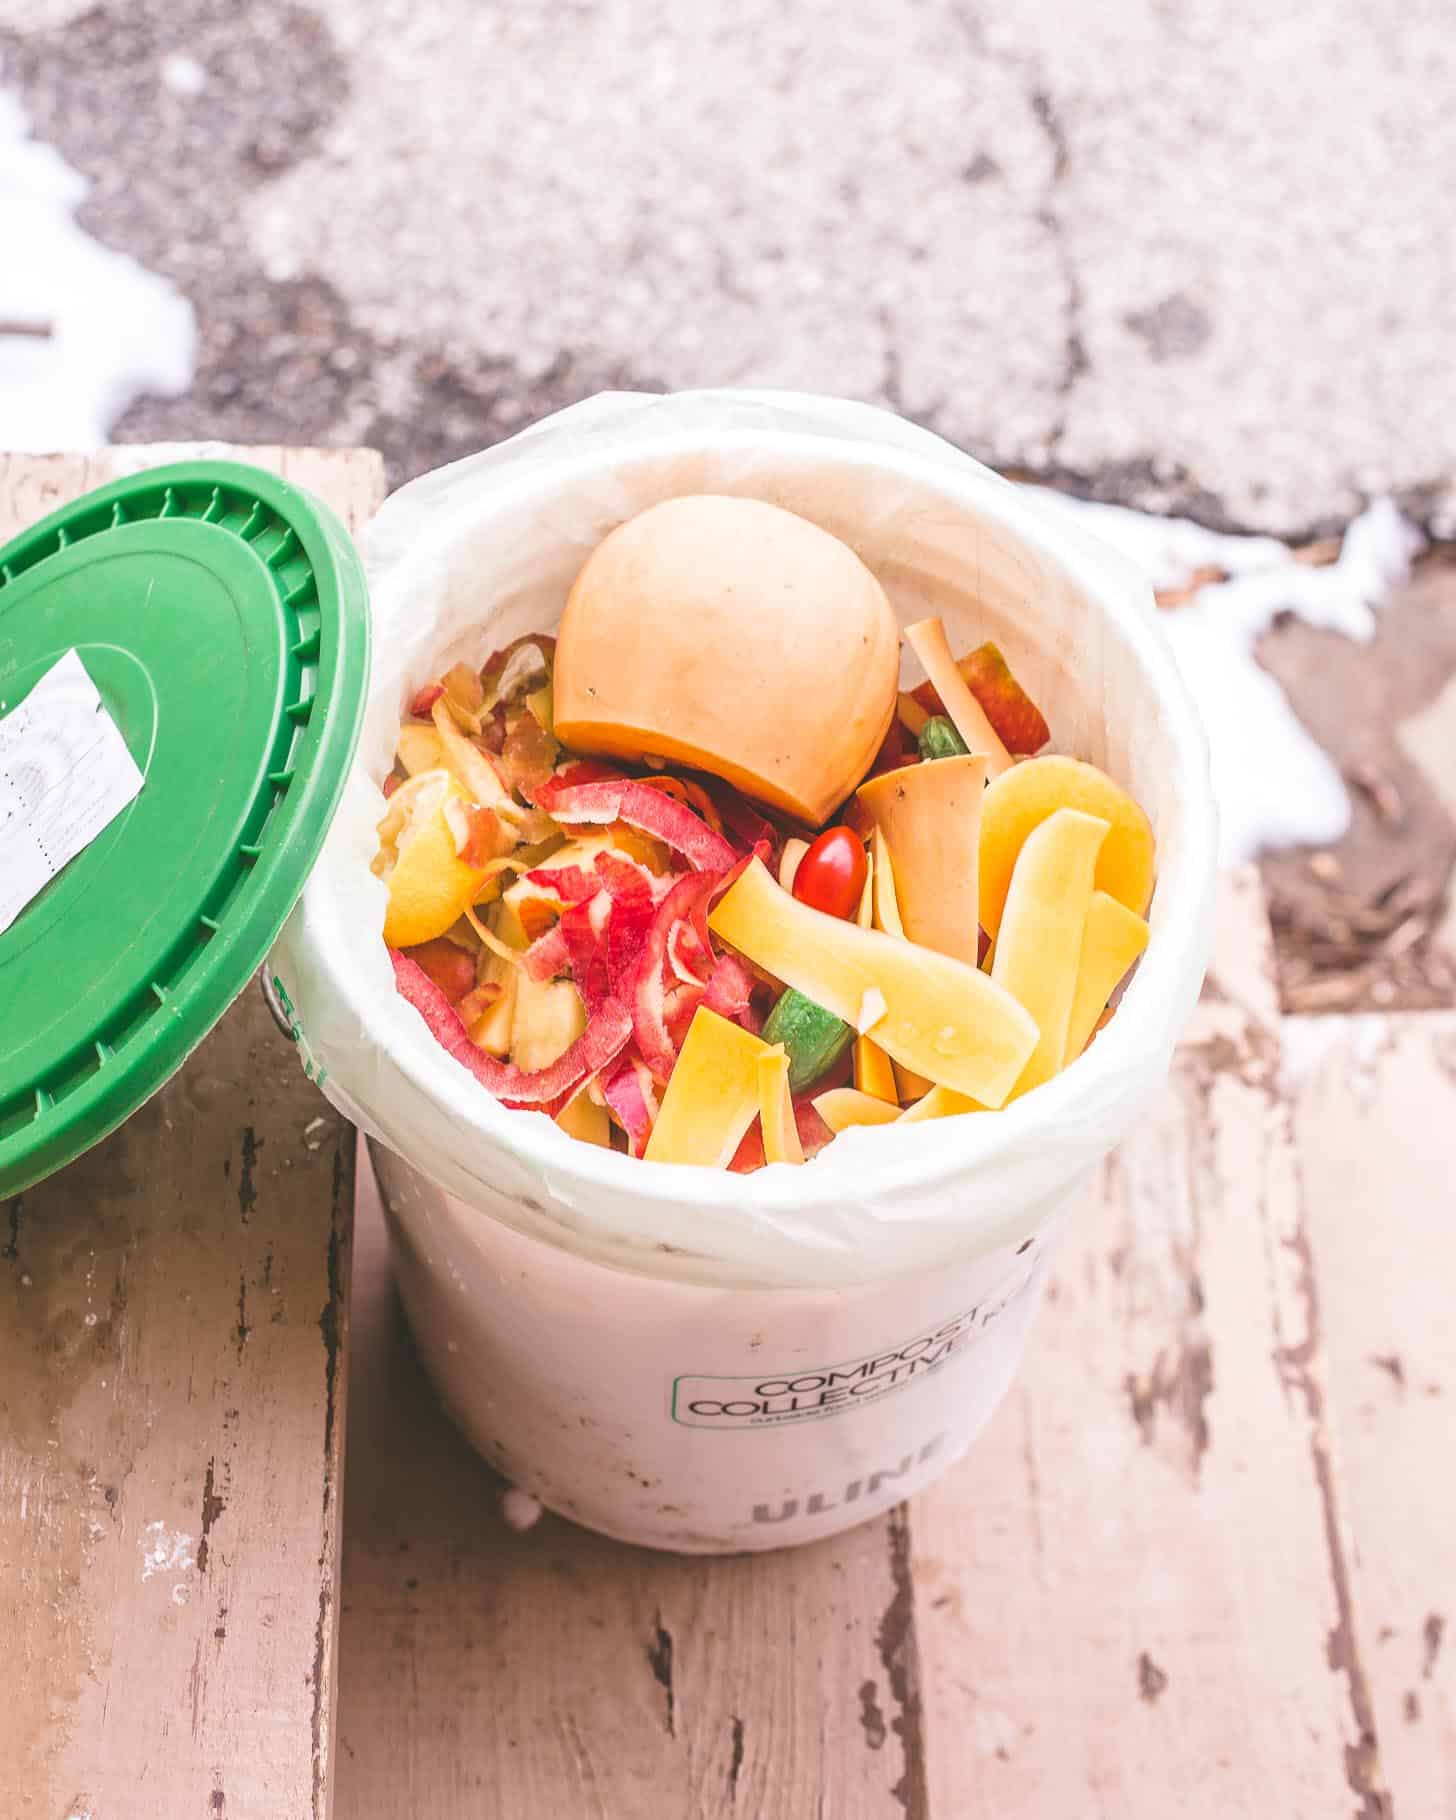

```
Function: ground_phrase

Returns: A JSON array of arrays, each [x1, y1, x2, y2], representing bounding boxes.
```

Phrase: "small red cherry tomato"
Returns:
[[791, 826, 868, 921]]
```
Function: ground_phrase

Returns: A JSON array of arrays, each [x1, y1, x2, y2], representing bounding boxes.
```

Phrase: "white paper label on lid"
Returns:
[[0, 649, 146, 936]]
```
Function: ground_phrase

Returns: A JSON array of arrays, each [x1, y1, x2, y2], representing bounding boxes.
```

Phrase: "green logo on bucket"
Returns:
[[270, 974, 327, 1089]]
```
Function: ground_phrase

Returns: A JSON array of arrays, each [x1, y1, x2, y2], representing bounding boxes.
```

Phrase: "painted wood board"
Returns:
[[1286, 1009, 1456, 1818], [909, 869, 1391, 1818], [336, 1149, 919, 1818], [0, 446, 384, 1820]]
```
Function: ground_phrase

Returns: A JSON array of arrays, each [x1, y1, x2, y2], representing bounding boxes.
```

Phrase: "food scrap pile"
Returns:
[[374, 494, 1156, 1171]]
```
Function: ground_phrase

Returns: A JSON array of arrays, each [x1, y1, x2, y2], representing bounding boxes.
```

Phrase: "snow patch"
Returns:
[[1279, 1012, 1348, 1089], [1031, 492, 1424, 863], [0, 88, 195, 447], [159, 53, 208, 98], [1281, 1011, 1394, 1099], [1030, 492, 1289, 588]]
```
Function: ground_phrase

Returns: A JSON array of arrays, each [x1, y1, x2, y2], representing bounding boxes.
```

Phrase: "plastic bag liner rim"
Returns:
[[279, 394, 1217, 1273], [303, 421, 1212, 1206]]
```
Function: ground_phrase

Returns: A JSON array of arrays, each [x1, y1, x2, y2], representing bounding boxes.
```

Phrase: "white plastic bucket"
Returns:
[[271, 390, 1217, 1553]]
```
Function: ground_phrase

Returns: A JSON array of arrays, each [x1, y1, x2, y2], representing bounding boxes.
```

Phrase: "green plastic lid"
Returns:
[[0, 460, 370, 1197]]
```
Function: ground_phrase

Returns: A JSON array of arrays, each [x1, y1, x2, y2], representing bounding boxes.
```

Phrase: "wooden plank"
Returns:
[[0, 446, 384, 1819], [0, 450, 96, 542], [336, 1152, 916, 1819], [280, 446, 388, 532], [910, 868, 1390, 1817], [1287, 1010, 1456, 1817]]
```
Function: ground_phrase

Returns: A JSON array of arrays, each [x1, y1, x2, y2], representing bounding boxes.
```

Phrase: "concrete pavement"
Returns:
[[2, 0, 1452, 532]]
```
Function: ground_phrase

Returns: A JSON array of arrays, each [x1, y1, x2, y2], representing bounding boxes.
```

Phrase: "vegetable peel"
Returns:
[[853, 1034, 899, 1102], [1065, 891, 1150, 1061], [710, 858, 1039, 1107], [910, 640, 1050, 756], [813, 1087, 903, 1132], [904, 617, 1013, 778], [757, 1045, 805, 1165], [979, 754, 1156, 939], [376, 769, 499, 948], [535, 774, 738, 872], [857, 756, 987, 967], [992, 807, 1108, 1095], [392, 950, 631, 1113], [896, 1085, 984, 1123], [643, 1007, 769, 1167]]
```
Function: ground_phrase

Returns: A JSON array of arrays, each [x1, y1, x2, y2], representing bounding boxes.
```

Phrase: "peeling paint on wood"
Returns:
[[1137, 1652, 1169, 1705], [0, 448, 378, 1819], [648, 1619, 677, 1737], [1273, 1204, 1388, 1818], [909, 870, 1391, 1818], [335, 1148, 915, 1819], [1291, 1010, 1456, 1819], [878, 1507, 929, 1819]]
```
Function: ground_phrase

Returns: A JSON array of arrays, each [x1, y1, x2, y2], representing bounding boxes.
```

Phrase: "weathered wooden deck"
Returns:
[[3, 450, 1449, 1818]]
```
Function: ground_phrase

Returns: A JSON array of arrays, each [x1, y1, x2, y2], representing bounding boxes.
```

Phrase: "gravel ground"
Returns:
[[1258, 555, 1456, 1012], [3, 0, 1454, 1008], [2, 0, 1453, 533]]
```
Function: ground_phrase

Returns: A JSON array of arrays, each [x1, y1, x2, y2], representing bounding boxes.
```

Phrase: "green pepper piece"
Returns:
[[918, 715, 970, 762], [761, 987, 854, 1093]]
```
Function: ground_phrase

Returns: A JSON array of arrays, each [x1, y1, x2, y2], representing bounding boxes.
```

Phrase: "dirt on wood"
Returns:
[[1255, 550, 1456, 1014]]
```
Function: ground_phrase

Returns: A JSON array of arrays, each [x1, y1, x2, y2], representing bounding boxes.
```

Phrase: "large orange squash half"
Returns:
[[553, 495, 900, 826]]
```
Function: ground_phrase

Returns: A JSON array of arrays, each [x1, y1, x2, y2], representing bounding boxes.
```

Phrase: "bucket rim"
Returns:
[[286, 402, 1218, 1252]]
